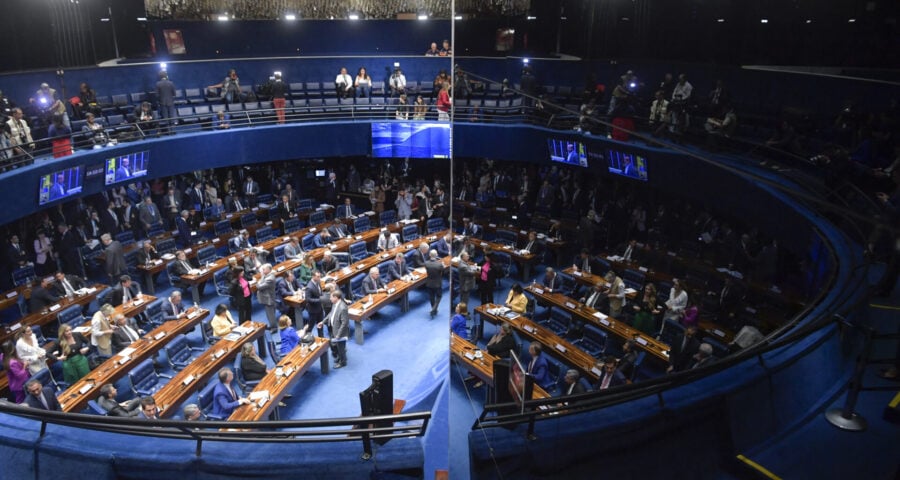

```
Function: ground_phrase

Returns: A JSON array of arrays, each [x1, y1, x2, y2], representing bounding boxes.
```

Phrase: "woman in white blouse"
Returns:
[[16, 328, 49, 375], [355, 67, 372, 98], [33, 230, 54, 275]]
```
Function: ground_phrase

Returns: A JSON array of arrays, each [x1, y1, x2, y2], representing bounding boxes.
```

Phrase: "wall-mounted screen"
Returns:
[[607, 149, 648, 181], [38, 166, 83, 206], [105, 151, 149, 185], [548, 139, 588, 167], [371, 122, 450, 159]]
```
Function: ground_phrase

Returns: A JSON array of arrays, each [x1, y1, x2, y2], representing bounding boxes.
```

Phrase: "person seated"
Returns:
[[450, 302, 468, 338], [162, 290, 189, 321], [328, 222, 350, 239], [211, 368, 251, 418], [242, 248, 267, 279], [230, 229, 252, 251], [284, 237, 303, 260], [335, 67, 354, 99], [525, 342, 554, 391], [580, 283, 606, 310], [362, 266, 387, 295], [395, 94, 410, 120], [296, 254, 318, 284], [434, 233, 452, 257], [520, 231, 540, 255], [504, 283, 528, 314], [314, 229, 333, 247], [377, 229, 400, 251], [424, 42, 440, 56], [97, 384, 141, 417], [320, 250, 339, 274], [354, 67, 372, 98], [183, 403, 203, 421], [23, 379, 61, 411], [239, 343, 268, 382], [689, 343, 715, 369], [541, 267, 559, 292], [704, 105, 737, 138], [212, 111, 231, 130], [648, 90, 669, 136], [438, 39, 452, 56], [210, 303, 237, 337], [275, 270, 299, 316], [560, 369, 587, 396], [110, 274, 141, 306], [134, 101, 156, 135], [82, 112, 109, 147], [593, 356, 626, 390], [387, 252, 410, 282], [486, 323, 516, 358], [278, 315, 307, 356], [28, 277, 60, 313], [111, 313, 143, 353], [138, 396, 159, 419], [389, 68, 406, 97], [74, 82, 101, 119], [52, 271, 86, 298]]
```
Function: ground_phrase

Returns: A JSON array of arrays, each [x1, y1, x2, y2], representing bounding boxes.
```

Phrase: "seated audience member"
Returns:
[[424, 42, 440, 56], [296, 254, 319, 284], [111, 313, 143, 353], [29, 277, 60, 313], [212, 111, 231, 130], [451, 302, 468, 338], [526, 342, 554, 391], [572, 248, 592, 274], [335, 67, 354, 99], [82, 113, 108, 146], [279, 315, 306, 356], [689, 343, 715, 369], [2, 341, 29, 403], [134, 101, 156, 134], [594, 357, 626, 391], [172, 249, 206, 294], [387, 252, 411, 282], [23, 379, 61, 411], [439, 39, 452, 56], [472, 323, 515, 388], [230, 229, 252, 250], [320, 250, 339, 274], [362, 266, 387, 296], [138, 396, 159, 419], [519, 231, 540, 255], [183, 403, 203, 421], [328, 221, 350, 239], [210, 303, 237, 337], [541, 267, 559, 292], [389, 68, 407, 97], [580, 283, 606, 310], [561, 369, 587, 396], [704, 105, 737, 138], [395, 94, 410, 120], [98, 384, 141, 417], [504, 283, 528, 314], [413, 95, 427, 120], [239, 343, 268, 382], [667, 326, 700, 373], [212, 368, 251, 418], [110, 274, 141, 306], [314, 229, 333, 247], [354, 67, 372, 98], [275, 270, 299, 317], [162, 290, 188, 321], [648, 90, 669, 136], [242, 247, 266, 278], [284, 237, 303, 260]]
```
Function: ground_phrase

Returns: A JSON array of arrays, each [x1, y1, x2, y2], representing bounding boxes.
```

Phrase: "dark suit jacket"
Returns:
[[50, 275, 86, 297], [241, 355, 267, 381], [410, 249, 427, 268], [669, 333, 701, 372], [99, 395, 140, 417], [100, 209, 120, 235], [111, 321, 142, 353], [274, 277, 296, 311], [362, 275, 385, 295], [594, 370, 626, 390], [24, 386, 61, 411], [425, 259, 444, 288], [327, 300, 350, 339], [328, 224, 350, 239], [175, 216, 194, 246], [386, 260, 409, 282], [6, 243, 29, 269], [305, 279, 324, 321], [29, 287, 60, 313], [161, 299, 184, 322], [320, 256, 339, 274], [110, 283, 141, 307], [156, 78, 176, 107]]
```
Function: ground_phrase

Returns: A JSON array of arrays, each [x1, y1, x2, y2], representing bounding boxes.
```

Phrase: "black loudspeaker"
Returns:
[[359, 369, 394, 445]]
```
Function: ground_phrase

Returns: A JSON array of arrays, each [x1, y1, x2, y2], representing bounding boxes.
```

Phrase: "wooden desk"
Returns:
[[154, 321, 267, 418], [475, 305, 600, 382], [467, 238, 538, 279], [450, 333, 550, 400], [0, 284, 34, 314], [227, 337, 330, 422], [59, 308, 208, 413], [561, 267, 640, 301], [328, 229, 449, 286], [524, 285, 671, 364], [0, 284, 109, 346]]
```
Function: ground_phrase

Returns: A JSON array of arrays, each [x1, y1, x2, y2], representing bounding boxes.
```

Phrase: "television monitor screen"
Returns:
[[606, 149, 648, 181], [548, 139, 588, 167], [38, 166, 84, 206], [507, 349, 533, 414], [371, 122, 451, 159], [105, 151, 149, 185]]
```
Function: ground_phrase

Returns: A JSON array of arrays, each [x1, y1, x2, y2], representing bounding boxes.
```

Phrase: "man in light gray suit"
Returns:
[[101, 233, 126, 281], [425, 250, 445, 318], [255, 263, 277, 331], [319, 290, 349, 368]]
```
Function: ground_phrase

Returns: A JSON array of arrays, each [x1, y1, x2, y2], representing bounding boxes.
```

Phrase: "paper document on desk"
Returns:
[[625, 288, 637, 295], [348, 308, 362, 316], [414, 267, 426, 274], [119, 347, 136, 357], [248, 391, 269, 401], [233, 325, 253, 336], [224, 333, 241, 341], [73, 326, 91, 334]]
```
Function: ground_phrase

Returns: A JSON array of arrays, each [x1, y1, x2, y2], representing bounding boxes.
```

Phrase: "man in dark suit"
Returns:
[[386, 253, 410, 282], [318, 290, 349, 368], [175, 210, 196, 246], [161, 290, 187, 322], [55, 223, 81, 276], [29, 277, 60, 313], [162, 187, 181, 228], [6, 235, 30, 270], [280, 184, 298, 209], [242, 176, 260, 206], [594, 357, 626, 390], [101, 233, 126, 280], [23, 379, 61, 410], [434, 233, 451, 257], [230, 229, 251, 252], [320, 251, 339, 274], [187, 181, 205, 211], [425, 250, 445, 317], [305, 270, 325, 331], [541, 267, 559, 292], [171, 250, 205, 294], [337, 197, 354, 219], [362, 267, 386, 296], [324, 172, 338, 205], [411, 243, 428, 268], [110, 274, 141, 306], [156, 70, 176, 134], [667, 326, 701, 373], [110, 313, 143, 353], [520, 231, 541, 256], [328, 222, 350, 239], [526, 342, 554, 391], [100, 201, 121, 235], [561, 369, 587, 396], [460, 218, 481, 238], [274, 271, 298, 318], [52, 271, 85, 298], [97, 384, 141, 416], [276, 195, 294, 221]]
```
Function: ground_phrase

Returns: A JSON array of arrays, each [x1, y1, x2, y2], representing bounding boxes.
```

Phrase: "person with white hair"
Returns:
[[256, 263, 278, 331], [425, 249, 445, 318]]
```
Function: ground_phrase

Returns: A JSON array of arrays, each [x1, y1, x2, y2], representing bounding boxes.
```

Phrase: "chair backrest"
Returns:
[[273, 245, 286, 263], [255, 226, 274, 243], [623, 268, 646, 287], [297, 199, 313, 211], [87, 399, 108, 415], [166, 262, 181, 284], [164, 334, 193, 367], [257, 193, 274, 206], [29, 367, 55, 389], [426, 218, 445, 233], [214, 269, 231, 296], [128, 358, 159, 395], [496, 229, 517, 246], [240, 213, 257, 228], [267, 338, 282, 363], [57, 305, 84, 329], [283, 218, 301, 233], [214, 220, 233, 236], [156, 238, 177, 255], [402, 224, 419, 242], [301, 234, 315, 251], [12, 265, 36, 287], [492, 252, 512, 278], [144, 299, 164, 325], [197, 381, 218, 416], [93, 286, 112, 309], [308, 211, 326, 226], [115, 230, 135, 246], [352, 216, 370, 233], [380, 210, 397, 225], [350, 273, 367, 300], [550, 308, 571, 328], [349, 241, 368, 262], [124, 250, 139, 272], [197, 245, 217, 265]]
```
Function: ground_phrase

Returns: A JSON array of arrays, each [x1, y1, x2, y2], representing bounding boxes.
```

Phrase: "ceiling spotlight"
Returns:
[[848, 18, 856, 23], [348, 13, 359, 20], [760, 19, 768, 24], [217, 15, 229, 21], [136, 17, 148, 21], [417, 14, 428, 21], [284, 14, 296, 21], [806, 19, 812, 24], [527, 16, 536, 20], [717, 18, 725, 23], [454, 15, 463, 20]]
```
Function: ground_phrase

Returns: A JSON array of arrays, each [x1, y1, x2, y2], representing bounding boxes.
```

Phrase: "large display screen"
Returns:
[[38, 166, 83, 206], [371, 122, 450, 159], [105, 151, 149, 185], [606, 149, 648, 181], [548, 139, 588, 167]]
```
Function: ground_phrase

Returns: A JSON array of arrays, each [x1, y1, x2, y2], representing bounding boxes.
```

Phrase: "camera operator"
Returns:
[[29, 83, 69, 129], [0, 90, 16, 123], [5, 108, 34, 156]]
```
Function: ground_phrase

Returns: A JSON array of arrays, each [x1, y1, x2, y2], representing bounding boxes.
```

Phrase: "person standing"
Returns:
[[156, 70, 177, 135], [425, 250, 445, 318], [319, 290, 349, 369], [436, 81, 451, 121], [269, 72, 287, 124], [256, 263, 278, 332], [305, 270, 325, 332]]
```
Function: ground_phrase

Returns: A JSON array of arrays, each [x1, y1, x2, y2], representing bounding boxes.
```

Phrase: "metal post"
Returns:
[[825, 326, 872, 431]]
